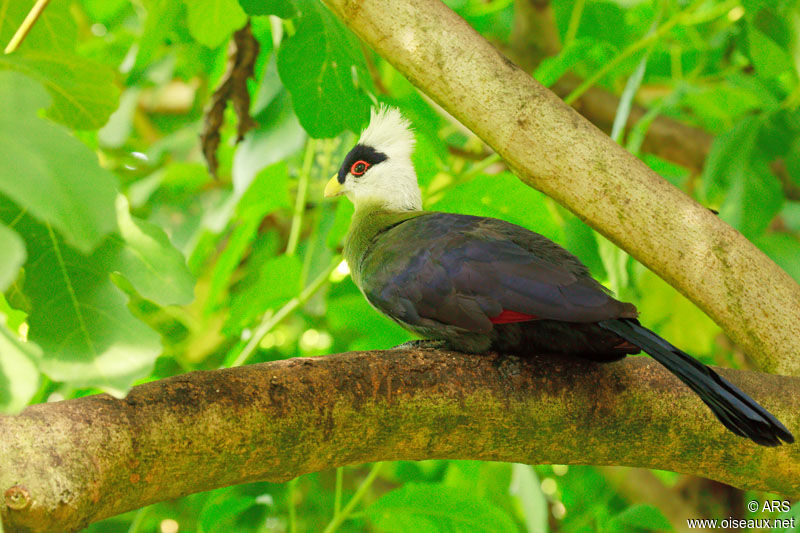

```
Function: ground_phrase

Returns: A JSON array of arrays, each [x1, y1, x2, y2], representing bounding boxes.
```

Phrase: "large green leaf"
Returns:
[[0, 0, 119, 129], [207, 163, 291, 312], [366, 483, 518, 533], [0, 223, 25, 291], [0, 51, 120, 129], [0, 316, 40, 414], [0, 201, 161, 396], [101, 196, 195, 307], [225, 254, 303, 334], [183, 0, 247, 48], [0, 72, 118, 252], [128, 0, 184, 83], [276, 0, 372, 138], [702, 114, 784, 239]]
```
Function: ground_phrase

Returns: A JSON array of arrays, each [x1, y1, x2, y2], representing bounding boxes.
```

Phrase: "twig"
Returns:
[[4, 0, 51, 54]]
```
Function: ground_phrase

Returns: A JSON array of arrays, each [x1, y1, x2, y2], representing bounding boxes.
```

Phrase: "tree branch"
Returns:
[[0, 349, 798, 532], [320, 0, 800, 376]]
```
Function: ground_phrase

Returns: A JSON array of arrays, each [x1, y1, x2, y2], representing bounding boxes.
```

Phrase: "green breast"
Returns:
[[343, 205, 426, 288]]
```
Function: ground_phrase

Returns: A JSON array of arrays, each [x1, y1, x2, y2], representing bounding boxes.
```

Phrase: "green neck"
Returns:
[[343, 202, 424, 286]]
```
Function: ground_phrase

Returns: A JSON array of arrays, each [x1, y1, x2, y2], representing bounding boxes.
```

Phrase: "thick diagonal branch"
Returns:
[[320, 0, 800, 376], [1, 350, 798, 532]]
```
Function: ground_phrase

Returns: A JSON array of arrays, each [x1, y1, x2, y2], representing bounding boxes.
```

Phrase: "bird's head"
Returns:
[[324, 106, 422, 211]]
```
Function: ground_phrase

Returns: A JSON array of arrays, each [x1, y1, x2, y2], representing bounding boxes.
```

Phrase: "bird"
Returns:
[[324, 105, 794, 447]]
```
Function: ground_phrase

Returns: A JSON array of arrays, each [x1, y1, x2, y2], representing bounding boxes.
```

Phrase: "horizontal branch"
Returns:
[[1, 349, 798, 532], [320, 0, 800, 376]]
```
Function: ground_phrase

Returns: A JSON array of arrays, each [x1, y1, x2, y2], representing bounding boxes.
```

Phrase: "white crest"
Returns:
[[343, 106, 422, 212], [358, 105, 415, 161]]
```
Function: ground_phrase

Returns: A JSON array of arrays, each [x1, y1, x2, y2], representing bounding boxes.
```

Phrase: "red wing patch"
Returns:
[[613, 340, 638, 350], [490, 309, 538, 324]]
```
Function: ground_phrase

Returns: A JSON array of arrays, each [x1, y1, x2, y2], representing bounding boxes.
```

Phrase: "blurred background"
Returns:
[[0, 0, 799, 530]]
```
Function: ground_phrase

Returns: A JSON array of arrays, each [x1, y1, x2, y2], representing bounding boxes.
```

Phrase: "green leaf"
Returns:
[[0, 223, 25, 291], [534, 38, 595, 87], [0, 72, 118, 252], [0, 51, 119, 130], [199, 491, 256, 533], [1, 204, 161, 396], [207, 163, 291, 311], [579, 1, 630, 49], [366, 483, 518, 533], [101, 196, 195, 306], [747, 25, 795, 79], [718, 163, 784, 240], [276, 1, 372, 138], [703, 116, 763, 203], [702, 114, 784, 239], [636, 269, 721, 356], [225, 254, 303, 333], [129, 0, 184, 83], [183, 0, 247, 49], [510, 464, 549, 533], [238, 0, 296, 18], [236, 161, 291, 216], [0, 316, 40, 414], [753, 232, 800, 283], [606, 504, 672, 532]]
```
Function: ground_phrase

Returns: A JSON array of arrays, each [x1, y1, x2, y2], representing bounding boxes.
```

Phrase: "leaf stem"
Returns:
[[4, 0, 51, 54], [322, 463, 383, 533], [286, 139, 315, 256], [334, 467, 344, 517], [287, 477, 298, 533], [229, 255, 340, 367], [564, 0, 586, 45]]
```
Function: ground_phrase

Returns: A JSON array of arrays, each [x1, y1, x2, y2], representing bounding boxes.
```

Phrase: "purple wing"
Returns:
[[359, 212, 635, 333]]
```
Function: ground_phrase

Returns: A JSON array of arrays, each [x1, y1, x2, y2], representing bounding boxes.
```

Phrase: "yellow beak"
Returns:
[[324, 175, 344, 198]]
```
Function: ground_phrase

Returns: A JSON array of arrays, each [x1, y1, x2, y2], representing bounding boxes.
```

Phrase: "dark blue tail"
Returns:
[[599, 318, 793, 446]]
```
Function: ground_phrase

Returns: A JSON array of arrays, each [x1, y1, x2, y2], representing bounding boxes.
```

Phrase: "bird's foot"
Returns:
[[392, 339, 448, 351]]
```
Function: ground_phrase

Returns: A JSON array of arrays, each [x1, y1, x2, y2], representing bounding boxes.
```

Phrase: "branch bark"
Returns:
[[320, 0, 800, 376], [1, 349, 798, 532]]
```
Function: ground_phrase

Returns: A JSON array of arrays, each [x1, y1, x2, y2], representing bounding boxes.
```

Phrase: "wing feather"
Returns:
[[359, 212, 634, 332]]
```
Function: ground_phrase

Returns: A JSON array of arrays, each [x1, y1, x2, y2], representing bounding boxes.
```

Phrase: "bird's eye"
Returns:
[[350, 160, 369, 176]]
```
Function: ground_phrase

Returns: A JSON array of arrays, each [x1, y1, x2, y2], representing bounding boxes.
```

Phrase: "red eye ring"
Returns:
[[350, 160, 370, 176]]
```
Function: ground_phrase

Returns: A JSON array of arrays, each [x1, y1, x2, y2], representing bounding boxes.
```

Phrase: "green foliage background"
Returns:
[[0, 0, 799, 530]]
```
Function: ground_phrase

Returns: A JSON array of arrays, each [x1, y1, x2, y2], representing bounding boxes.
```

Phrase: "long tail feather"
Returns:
[[598, 318, 793, 446]]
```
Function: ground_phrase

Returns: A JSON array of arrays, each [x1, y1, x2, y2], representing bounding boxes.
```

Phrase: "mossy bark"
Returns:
[[320, 0, 800, 376], [1, 349, 798, 532]]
